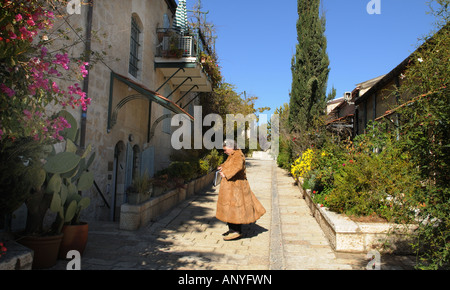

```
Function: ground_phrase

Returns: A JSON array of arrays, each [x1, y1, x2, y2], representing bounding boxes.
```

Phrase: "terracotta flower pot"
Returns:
[[18, 234, 64, 269], [58, 223, 89, 260]]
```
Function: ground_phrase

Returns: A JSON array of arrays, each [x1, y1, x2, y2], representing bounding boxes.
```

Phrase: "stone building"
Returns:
[[54, 0, 214, 222], [353, 24, 448, 137], [326, 75, 384, 139], [326, 23, 447, 140], [353, 66, 406, 137]]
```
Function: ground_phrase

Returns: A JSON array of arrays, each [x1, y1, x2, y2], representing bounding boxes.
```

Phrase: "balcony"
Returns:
[[155, 28, 213, 93]]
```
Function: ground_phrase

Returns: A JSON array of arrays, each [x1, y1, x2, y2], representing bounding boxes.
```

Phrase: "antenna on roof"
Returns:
[[344, 92, 354, 104]]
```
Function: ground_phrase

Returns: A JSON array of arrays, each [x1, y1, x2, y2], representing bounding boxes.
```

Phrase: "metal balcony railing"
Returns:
[[156, 28, 205, 59]]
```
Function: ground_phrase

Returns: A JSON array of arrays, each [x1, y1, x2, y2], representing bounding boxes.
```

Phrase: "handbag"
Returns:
[[213, 170, 222, 187]]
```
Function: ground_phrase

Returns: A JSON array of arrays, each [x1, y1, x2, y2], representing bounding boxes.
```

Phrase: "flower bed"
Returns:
[[297, 180, 417, 254]]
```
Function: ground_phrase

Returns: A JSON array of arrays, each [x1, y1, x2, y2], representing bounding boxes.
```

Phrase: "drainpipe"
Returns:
[[80, 0, 94, 149]]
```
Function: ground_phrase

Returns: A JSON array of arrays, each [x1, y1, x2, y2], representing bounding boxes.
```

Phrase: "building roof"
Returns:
[[355, 74, 386, 96], [354, 58, 409, 105], [355, 22, 449, 106], [327, 97, 345, 105]]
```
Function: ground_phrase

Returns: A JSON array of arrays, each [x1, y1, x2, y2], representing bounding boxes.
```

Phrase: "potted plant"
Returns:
[[16, 110, 95, 268], [55, 190, 92, 260], [167, 33, 184, 58], [14, 139, 63, 270], [47, 110, 95, 260], [200, 52, 207, 64]]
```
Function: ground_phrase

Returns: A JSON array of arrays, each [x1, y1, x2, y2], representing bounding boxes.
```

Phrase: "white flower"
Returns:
[[417, 58, 424, 63]]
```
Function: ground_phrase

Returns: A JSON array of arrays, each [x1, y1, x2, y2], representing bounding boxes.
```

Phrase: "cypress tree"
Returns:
[[289, 0, 330, 134]]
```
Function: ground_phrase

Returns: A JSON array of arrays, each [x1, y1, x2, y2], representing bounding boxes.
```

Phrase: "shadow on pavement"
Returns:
[[51, 187, 228, 270]]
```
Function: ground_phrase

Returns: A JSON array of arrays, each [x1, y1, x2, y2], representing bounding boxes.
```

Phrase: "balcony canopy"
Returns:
[[155, 28, 213, 93], [107, 71, 193, 132]]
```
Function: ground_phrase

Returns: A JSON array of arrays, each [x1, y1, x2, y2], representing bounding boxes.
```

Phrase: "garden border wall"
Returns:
[[297, 181, 416, 254], [119, 172, 215, 231]]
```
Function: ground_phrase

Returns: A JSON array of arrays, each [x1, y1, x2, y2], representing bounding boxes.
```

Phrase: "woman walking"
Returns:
[[216, 140, 266, 241]]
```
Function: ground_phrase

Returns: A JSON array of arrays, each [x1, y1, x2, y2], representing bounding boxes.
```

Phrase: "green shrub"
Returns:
[[202, 149, 224, 173], [166, 161, 196, 181], [277, 150, 291, 170], [324, 129, 421, 223]]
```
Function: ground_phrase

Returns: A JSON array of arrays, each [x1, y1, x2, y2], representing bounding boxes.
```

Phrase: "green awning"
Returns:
[[173, 0, 188, 34]]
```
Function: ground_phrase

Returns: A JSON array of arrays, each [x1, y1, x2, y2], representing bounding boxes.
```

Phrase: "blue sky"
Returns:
[[188, 0, 437, 115]]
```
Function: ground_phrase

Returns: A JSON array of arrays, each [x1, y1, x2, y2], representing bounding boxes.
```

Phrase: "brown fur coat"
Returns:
[[216, 150, 266, 224]]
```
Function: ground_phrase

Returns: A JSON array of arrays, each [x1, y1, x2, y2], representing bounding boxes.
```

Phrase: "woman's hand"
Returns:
[[217, 167, 225, 178]]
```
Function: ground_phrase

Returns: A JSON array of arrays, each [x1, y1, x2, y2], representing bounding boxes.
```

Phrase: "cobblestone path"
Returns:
[[51, 159, 415, 270]]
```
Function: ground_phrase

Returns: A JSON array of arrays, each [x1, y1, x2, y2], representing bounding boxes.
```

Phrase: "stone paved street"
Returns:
[[51, 159, 416, 270]]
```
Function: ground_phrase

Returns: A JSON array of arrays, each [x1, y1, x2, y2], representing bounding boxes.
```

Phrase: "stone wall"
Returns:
[[120, 172, 215, 231], [296, 181, 416, 254]]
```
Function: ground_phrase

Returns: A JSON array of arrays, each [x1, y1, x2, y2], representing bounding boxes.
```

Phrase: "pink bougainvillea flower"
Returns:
[[40, 46, 48, 57], [26, 18, 36, 27], [79, 62, 89, 77], [23, 109, 32, 119], [52, 82, 59, 93], [0, 84, 15, 97], [53, 53, 70, 70], [9, 31, 17, 39], [46, 11, 55, 19]]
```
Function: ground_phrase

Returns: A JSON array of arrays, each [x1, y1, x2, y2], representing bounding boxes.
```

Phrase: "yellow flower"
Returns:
[[291, 149, 315, 179]]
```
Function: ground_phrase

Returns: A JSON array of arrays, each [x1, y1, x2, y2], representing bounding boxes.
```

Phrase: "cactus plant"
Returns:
[[44, 152, 81, 174], [7, 110, 96, 237], [48, 156, 94, 232], [39, 110, 96, 233]]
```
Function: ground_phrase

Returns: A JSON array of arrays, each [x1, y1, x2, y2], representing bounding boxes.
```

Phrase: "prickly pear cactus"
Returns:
[[44, 152, 81, 174], [44, 111, 95, 231]]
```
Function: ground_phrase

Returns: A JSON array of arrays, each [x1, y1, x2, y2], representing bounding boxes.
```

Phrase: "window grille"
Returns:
[[129, 17, 141, 77]]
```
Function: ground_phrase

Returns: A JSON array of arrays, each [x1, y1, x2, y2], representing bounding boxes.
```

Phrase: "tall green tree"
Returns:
[[289, 0, 330, 137], [393, 1, 449, 269]]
